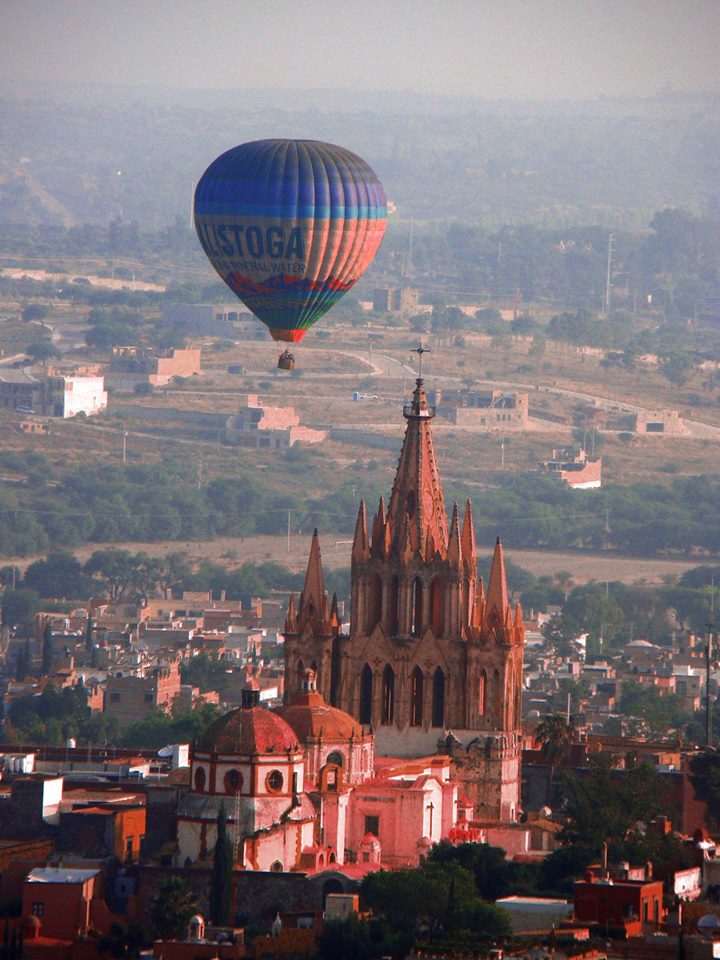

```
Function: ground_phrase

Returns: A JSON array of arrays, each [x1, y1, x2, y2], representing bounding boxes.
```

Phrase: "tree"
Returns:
[[84, 549, 137, 601], [26, 341, 61, 362], [689, 750, 720, 831], [24, 551, 91, 599], [562, 755, 669, 849], [210, 805, 233, 925], [42, 621, 53, 674], [534, 714, 575, 805], [22, 304, 47, 323], [1, 588, 42, 637], [150, 876, 199, 940], [427, 841, 512, 901]]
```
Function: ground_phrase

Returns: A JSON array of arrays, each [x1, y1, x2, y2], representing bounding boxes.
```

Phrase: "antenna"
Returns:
[[707, 577, 715, 748]]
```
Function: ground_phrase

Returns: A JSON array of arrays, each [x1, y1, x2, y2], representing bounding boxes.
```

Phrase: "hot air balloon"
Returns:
[[193, 139, 387, 368]]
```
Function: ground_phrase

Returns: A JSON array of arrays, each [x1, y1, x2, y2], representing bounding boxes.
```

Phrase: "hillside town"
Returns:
[[0, 372, 718, 960]]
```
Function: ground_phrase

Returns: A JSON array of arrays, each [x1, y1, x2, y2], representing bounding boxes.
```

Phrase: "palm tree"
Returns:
[[534, 713, 575, 806]]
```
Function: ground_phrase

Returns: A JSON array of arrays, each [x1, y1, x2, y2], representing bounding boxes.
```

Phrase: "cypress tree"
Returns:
[[15, 645, 27, 682], [85, 611, 93, 652], [42, 622, 53, 674], [210, 804, 234, 926]]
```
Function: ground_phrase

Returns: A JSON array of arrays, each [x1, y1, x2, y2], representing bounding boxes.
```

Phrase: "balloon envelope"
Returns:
[[194, 139, 387, 343]]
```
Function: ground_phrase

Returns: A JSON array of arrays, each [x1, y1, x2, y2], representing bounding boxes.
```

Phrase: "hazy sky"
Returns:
[[2, 0, 719, 100]]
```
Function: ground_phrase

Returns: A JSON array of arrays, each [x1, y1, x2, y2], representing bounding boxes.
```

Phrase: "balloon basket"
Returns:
[[277, 350, 296, 371]]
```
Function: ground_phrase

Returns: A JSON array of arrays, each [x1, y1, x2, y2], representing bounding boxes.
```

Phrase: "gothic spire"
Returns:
[[352, 500, 370, 563], [461, 499, 478, 572], [385, 378, 449, 561], [447, 502, 462, 568], [486, 537, 509, 627], [299, 529, 326, 620]]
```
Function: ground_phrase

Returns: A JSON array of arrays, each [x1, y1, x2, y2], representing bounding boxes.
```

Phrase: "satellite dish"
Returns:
[[157, 745, 174, 758]]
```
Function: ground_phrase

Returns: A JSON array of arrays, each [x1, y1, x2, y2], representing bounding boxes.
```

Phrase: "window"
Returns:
[[270, 860, 283, 872], [432, 668, 445, 727], [194, 766, 206, 792], [327, 751, 344, 767], [382, 665, 395, 725], [266, 769, 284, 793], [478, 672, 486, 717], [411, 578, 423, 636], [367, 574, 382, 632], [364, 815, 379, 837], [224, 769, 242, 794], [430, 578, 443, 634], [31, 903, 44, 917], [359, 664, 373, 724], [410, 667, 424, 726], [388, 576, 399, 636], [110, 692, 120, 703]]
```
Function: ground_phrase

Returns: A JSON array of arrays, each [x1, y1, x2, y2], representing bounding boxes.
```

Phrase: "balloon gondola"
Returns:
[[277, 350, 296, 371], [193, 139, 387, 364]]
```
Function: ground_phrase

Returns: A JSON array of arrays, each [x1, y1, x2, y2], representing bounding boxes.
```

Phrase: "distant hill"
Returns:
[[0, 86, 718, 230]]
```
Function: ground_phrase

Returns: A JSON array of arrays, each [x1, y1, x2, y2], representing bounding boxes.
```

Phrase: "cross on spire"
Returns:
[[410, 343, 430, 380]]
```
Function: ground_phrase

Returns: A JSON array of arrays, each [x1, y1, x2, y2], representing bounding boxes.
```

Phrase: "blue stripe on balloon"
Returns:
[[193, 203, 387, 219]]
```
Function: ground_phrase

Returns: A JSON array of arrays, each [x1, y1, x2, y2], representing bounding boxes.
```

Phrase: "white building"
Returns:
[[50, 376, 107, 418]]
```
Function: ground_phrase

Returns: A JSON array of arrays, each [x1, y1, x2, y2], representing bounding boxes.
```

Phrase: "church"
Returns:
[[283, 374, 525, 821]]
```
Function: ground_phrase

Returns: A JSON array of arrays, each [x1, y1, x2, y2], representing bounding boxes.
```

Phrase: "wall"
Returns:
[[137, 866, 317, 926]]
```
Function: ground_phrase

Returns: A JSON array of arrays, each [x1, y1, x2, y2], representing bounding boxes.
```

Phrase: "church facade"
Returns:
[[283, 377, 525, 821]]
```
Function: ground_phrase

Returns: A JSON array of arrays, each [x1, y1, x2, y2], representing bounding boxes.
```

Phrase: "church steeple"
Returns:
[[485, 537, 509, 627], [299, 529, 325, 620], [385, 378, 449, 561], [352, 500, 370, 563]]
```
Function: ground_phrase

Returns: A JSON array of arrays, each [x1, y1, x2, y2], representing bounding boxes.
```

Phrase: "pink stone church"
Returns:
[[175, 375, 523, 875]]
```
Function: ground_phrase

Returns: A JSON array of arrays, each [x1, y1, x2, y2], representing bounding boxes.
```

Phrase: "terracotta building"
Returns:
[[104, 660, 181, 729], [283, 377, 525, 821]]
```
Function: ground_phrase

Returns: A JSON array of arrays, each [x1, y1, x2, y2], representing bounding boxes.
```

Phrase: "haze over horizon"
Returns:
[[2, 0, 719, 103]]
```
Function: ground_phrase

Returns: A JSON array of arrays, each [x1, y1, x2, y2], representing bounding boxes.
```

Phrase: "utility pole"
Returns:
[[604, 234, 615, 317], [122, 431, 128, 464]]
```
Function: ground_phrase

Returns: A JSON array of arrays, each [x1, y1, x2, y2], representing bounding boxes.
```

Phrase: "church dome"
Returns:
[[278, 689, 364, 741], [196, 705, 299, 755]]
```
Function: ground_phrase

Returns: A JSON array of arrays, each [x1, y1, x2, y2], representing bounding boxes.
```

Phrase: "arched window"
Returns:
[[296, 658, 305, 693], [194, 766, 206, 792], [493, 669, 501, 724], [486, 670, 495, 721], [367, 573, 382, 632], [430, 578, 443, 635], [388, 576, 399, 636], [410, 666, 424, 726], [478, 671, 486, 717], [411, 578, 423, 636], [224, 769, 242, 794], [432, 667, 445, 727], [327, 750, 344, 767], [382, 665, 395, 725], [270, 860, 283, 872], [359, 664, 373, 724]]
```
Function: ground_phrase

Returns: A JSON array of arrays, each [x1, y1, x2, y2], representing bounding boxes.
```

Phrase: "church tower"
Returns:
[[287, 377, 525, 821], [283, 529, 341, 706]]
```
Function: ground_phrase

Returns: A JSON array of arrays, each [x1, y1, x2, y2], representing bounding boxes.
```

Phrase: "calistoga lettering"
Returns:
[[198, 223, 305, 261]]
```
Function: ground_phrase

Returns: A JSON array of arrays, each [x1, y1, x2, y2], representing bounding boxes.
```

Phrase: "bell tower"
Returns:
[[287, 372, 525, 821]]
